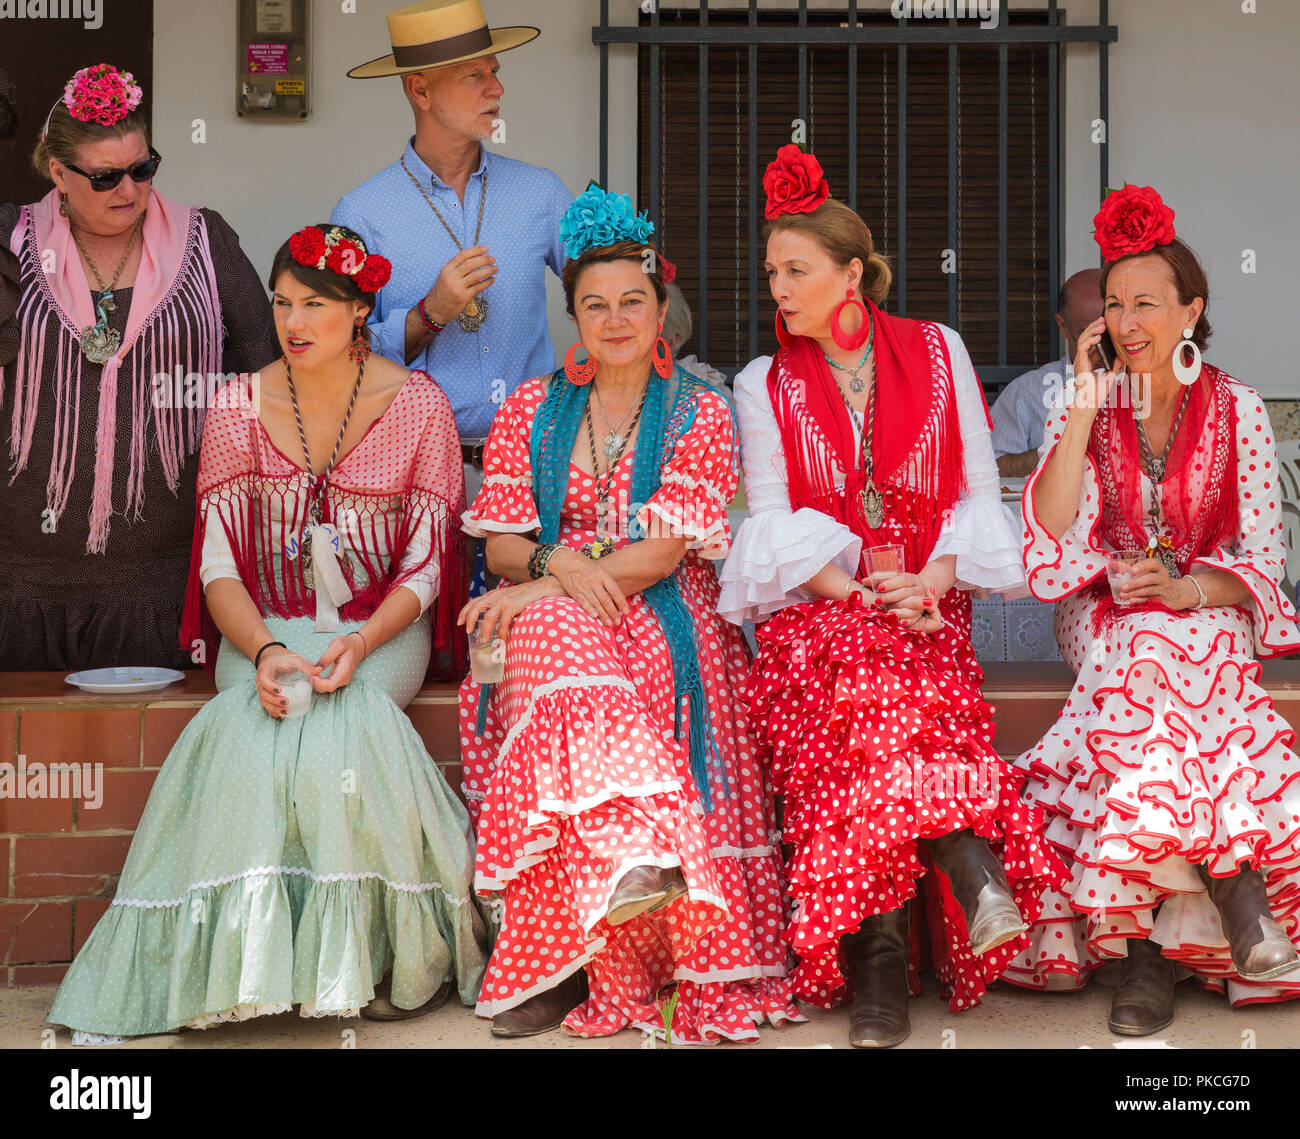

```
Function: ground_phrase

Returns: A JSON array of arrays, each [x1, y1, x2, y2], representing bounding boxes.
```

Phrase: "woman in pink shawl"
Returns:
[[0, 64, 278, 671]]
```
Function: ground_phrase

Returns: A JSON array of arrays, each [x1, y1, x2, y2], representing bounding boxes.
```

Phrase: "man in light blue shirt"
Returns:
[[335, 4, 572, 456], [990, 269, 1103, 478]]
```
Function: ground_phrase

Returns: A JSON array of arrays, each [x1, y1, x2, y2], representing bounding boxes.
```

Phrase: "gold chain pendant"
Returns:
[[458, 295, 488, 333], [860, 479, 886, 530]]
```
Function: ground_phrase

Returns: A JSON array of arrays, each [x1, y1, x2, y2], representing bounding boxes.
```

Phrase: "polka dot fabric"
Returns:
[[1006, 380, 1300, 1006], [460, 379, 802, 1043], [747, 591, 1067, 1012]]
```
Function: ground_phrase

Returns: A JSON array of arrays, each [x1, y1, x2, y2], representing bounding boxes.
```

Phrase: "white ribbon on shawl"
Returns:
[[286, 523, 353, 632]]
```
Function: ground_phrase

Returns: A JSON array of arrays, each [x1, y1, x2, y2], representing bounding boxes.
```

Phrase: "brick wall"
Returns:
[[0, 674, 462, 988], [2, 661, 1298, 988]]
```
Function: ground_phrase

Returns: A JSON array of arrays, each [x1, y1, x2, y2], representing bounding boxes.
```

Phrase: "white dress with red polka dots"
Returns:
[[459, 377, 802, 1043], [722, 337, 1068, 1013], [1005, 378, 1300, 1004]]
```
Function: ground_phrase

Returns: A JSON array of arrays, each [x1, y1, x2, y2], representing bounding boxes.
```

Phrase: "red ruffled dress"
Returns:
[[720, 318, 1068, 1012], [459, 377, 802, 1043], [1005, 369, 1300, 1005]]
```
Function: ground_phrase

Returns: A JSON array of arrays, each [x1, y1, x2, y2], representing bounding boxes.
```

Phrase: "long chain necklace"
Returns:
[[285, 358, 366, 590], [68, 213, 145, 364], [581, 382, 649, 559], [400, 155, 489, 333], [1133, 388, 1190, 579], [835, 376, 886, 530], [592, 381, 642, 462], [821, 310, 876, 393]]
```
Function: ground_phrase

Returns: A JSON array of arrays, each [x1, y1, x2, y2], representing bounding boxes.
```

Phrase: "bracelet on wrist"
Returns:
[[1189, 575, 1208, 610], [417, 297, 446, 335], [530, 543, 561, 580], [255, 641, 287, 669], [349, 630, 369, 658]]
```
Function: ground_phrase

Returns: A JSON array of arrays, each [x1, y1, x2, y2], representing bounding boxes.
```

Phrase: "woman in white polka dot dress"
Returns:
[[457, 187, 803, 1043], [720, 147, 1067, 1048], [47, 225, 490, 1044], [1004, 186, 1300, 1033]]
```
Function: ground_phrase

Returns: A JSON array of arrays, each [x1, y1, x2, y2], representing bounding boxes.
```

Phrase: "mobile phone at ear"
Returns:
[[1091, 331, 1116, 371]]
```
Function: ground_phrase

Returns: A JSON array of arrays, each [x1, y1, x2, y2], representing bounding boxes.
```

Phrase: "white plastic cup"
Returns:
[[1107, 549, 1146, 605], [275, 669, 313, 719]]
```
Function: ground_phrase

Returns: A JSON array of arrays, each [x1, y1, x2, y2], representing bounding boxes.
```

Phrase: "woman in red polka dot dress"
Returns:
[[457, 187, 802, 1044], [719, 148, 1067, 1048], [1005, 186, 1300, 1034]]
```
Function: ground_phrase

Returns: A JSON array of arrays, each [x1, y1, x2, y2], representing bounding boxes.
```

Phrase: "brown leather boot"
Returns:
[[361, 978, 452, 1021], [844, 904, 911, 1048], [926, 828, 1027, 956], [606, 865, 687, 926], [1109, 937, 1177, 1035], [490, 971, 587, 1038], [1198, 863, 1300, 981]]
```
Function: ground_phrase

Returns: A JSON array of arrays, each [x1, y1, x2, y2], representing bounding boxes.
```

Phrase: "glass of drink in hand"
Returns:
[[272, 663, 313, 720], [866, 543, 906, 592], [468, 620, 506, 685], [1106, 549, 1146, 605]]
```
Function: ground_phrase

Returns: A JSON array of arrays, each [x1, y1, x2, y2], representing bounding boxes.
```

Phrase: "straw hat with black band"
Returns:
[[348, 0, 539, 80]]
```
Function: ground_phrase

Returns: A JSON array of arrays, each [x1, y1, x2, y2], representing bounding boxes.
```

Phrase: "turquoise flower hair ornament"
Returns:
[[560, 182, 656, 261]]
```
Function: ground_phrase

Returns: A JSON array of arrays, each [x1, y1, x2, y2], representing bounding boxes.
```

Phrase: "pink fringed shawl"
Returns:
[[6, 188, 221, 553]]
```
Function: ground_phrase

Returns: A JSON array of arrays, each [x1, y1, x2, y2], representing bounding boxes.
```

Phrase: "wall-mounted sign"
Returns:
[[256, 0, 293, 35], [238, 0, 310, 120]]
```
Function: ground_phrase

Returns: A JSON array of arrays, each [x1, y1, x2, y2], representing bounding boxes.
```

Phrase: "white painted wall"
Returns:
[[153, 0, 1299, 394]]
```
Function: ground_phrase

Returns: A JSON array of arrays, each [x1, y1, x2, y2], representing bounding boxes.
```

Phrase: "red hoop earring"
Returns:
[[831, 290, 871, 352], [775, 311, 796, 348], [652, 327, 673, 379], [564, 342, 598, 386]]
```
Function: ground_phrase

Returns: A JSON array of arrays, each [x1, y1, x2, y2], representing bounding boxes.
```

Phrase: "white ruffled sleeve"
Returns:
[[1190, 382, 1300, 658], [927, 326, 1029, 598], [717, 356, 862, 625]]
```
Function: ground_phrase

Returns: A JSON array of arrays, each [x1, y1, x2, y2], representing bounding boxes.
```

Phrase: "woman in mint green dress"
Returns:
[[48, 224, 488, 1044]]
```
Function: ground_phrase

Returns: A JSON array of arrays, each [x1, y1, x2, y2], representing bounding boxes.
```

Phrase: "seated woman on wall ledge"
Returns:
[[47, 224, 488, 1044], [1005, 184, 1300, 1034], [457, 185, 802, 1044]]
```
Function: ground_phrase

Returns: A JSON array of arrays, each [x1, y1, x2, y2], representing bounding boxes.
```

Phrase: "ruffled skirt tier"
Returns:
[[1006, 600, 1300, 1004], [748, 594, 1066, 1011]]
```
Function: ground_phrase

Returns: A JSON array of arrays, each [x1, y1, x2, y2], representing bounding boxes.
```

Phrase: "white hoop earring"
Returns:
[[1173, 328, 1202, 386]]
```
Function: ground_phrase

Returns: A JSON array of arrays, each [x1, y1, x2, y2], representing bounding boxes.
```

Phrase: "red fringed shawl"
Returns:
[[767, 303, 968, 586], [1087, 364, 1238, 629], [179, 372, 467, 679]]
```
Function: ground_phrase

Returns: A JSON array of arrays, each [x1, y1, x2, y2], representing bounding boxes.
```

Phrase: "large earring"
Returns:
[[564, 342, 598, 386], [348, 322, 371, 366], [831, 289, 871, 352], [652, 325, 673, 379], [1173, 328, 1202, 386], [775, 311, 797, 349], [59, 193, 70, 218]]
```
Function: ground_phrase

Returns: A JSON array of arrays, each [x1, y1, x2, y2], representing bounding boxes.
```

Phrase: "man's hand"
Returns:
[[426, 245, 497, 326]]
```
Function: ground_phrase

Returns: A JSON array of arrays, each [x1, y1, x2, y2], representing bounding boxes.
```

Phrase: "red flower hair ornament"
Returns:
[[1093, 185, 1177, 263], [288, 225, 392, 293], [763, 145, 831, 221]]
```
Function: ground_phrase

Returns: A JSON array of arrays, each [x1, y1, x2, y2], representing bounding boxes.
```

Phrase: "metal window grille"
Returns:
[[594, 2, 1117, 388]]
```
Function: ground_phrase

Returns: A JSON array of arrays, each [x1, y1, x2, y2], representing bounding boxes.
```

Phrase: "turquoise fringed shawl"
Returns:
[[476, 365, 731, 812]]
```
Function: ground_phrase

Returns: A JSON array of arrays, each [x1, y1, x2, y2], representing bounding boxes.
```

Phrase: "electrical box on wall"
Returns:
[[237, 0, 310, 120]]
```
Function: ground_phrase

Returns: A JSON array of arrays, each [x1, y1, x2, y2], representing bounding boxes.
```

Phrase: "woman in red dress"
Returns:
[[720, 147, 1067, 1047], [456, 186, 801, 1043]]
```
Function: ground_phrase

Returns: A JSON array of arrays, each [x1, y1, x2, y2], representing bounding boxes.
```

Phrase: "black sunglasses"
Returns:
[[64, 147, 162, 192]]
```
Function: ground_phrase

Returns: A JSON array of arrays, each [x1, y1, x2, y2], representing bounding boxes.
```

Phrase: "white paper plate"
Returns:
[[64, 667, 187, 694]]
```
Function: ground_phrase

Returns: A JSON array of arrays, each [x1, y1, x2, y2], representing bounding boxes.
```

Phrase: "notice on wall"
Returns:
[[247, 43, 290, 76], [275, 79, 305, 96], [256, 0, 293, 35]]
